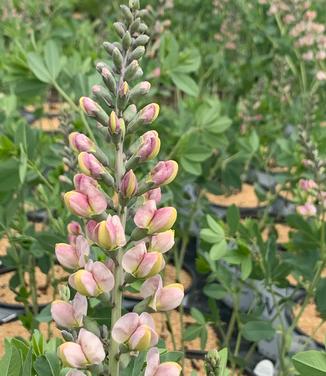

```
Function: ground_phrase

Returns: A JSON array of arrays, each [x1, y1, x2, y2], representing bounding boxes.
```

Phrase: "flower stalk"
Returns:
[[50, 2, 183, 376]]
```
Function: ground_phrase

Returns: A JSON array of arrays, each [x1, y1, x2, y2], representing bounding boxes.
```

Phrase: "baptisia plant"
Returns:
[[50, 1, 183, 375]]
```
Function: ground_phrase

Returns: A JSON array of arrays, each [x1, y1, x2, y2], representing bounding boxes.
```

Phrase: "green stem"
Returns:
[[52, 81, 96, 142], [29, 255, 38, 322], [108, 142, 126, 376], [165, 312, 177, 351]]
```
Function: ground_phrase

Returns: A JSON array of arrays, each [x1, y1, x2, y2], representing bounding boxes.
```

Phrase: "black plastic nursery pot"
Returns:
[[0, 306, 24, 325], [26, 208, 49, 223]]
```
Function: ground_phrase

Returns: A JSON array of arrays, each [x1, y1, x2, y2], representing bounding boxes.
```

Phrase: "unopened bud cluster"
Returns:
[[51, 2, 182, 375]]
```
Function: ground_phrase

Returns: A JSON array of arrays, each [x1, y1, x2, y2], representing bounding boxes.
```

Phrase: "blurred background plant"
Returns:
[[0, 0, 326, 375]]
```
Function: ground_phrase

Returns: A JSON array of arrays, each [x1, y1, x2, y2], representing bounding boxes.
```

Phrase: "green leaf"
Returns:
[[200, 327, 208, 350], [242, 321, 275, 341], [218, 348, 228, 376], [206, 116, 232, 134], [0, 339, 22, 376], [241, 256, 252, 280], [0, 159, 20, 192], [293, 351, 326, 376], [206, 215, 224, 236], [160, 351, 184, 363], [183, 147, 212, 162], [34, 352, 60, 376], [227, 205, 240, 235], [200, 228, 222, 244], [27, 53, 52, 83], [131, 351, 146, 376], [203, 284, 227, 300], [22, 347, 33, 376], [210, 240, 228, 261], [19, 144, 28, 184], [316, 279, 326, 319], [191, 308, 206, 325], [180, 157, 202, 175], [44, 40, 61, 80], [183, 324, 203, 341], [172, 48, 201, 73], [170, 73, 199, 97], [36, 304, 52, 323]]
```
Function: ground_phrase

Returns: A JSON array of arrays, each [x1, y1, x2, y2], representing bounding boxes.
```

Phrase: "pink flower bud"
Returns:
[[85, 220, 98, 243], [144, 188, 162, 204], [96, 215, 126, 250], [112, 312, 158, 351], [69, 261, 114, 296], [120, 170, 138, 198], [64, 191, 93, 217], [148, 230, 175, 253], [148, 207, 177, 234], [55, 235, 90, 269], [67, 221, 82, 245], [122, 242, 165, 278], [51, 293, 87, 328], [298, 179, 317, 191], [137, 131, 161, 161], [69, 132, 96, 153], [302, 159, 313, 167], [119, 81, 129, 97], [134, 200, 177, 234], [145, 347, 182, 376], [139, 103, 160, 124], [297, 203, 317, 217], [150, 160, 178, 186], [109, 111, 125, 135], [78, 152, 104, 178], [67, 221, 82, 238], [64, 174, 107, 217], [58, 342, 88, 368], [79, 97, 100, 117], [140, 275, 184, 311], [58, 329, 105, 367]]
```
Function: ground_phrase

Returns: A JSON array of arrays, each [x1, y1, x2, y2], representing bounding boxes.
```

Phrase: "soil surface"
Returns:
[[294, 301, 326, 344], [262, 224, 292, 244], [0, 266, 68, 306], [206, 184, 266, 208]]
